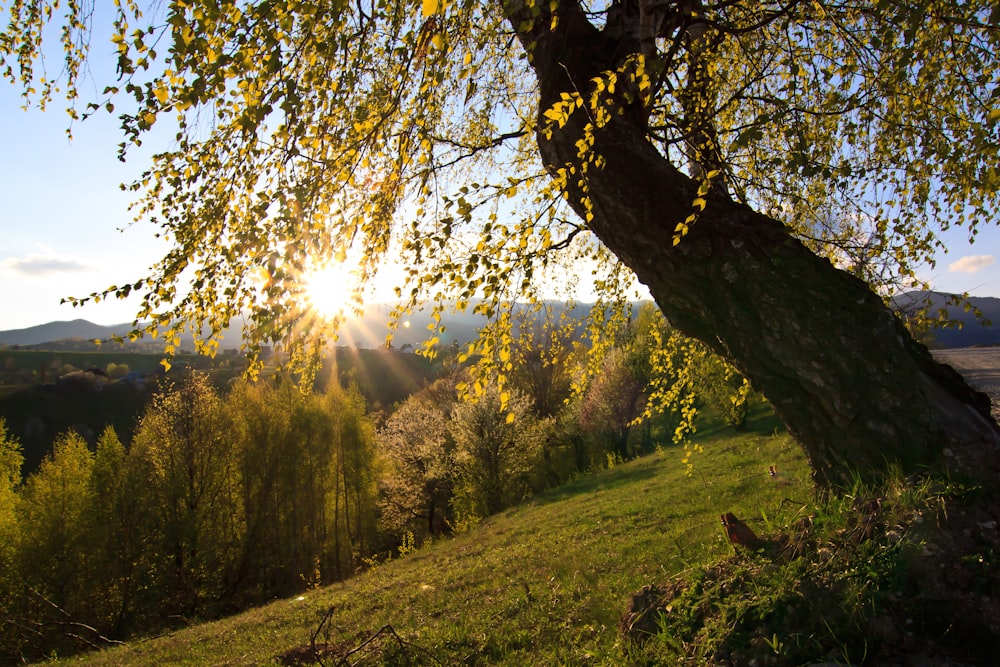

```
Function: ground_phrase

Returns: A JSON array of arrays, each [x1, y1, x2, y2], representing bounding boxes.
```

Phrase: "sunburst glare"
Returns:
[[302, 260, 361, 321]]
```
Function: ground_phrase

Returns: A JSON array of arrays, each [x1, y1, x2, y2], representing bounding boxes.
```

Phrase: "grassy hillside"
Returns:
[[51, 421, 816, 666]]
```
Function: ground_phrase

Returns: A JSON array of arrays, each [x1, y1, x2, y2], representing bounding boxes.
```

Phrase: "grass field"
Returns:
[[49, 414, 819, 666]]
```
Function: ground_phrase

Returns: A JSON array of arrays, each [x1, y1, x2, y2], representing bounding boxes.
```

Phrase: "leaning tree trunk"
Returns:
[[506, 1, 1000, 488]]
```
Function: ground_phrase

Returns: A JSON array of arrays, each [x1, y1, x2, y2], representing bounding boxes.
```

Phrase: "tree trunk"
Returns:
[[507, 1, 1000, 488]]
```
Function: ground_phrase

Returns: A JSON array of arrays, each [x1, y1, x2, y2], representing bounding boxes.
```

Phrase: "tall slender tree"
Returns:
[[3, 1, 999, 486], [16, 432, 96, 640], [88, 427, 146, 635], [130, 373, 238, 616], [322, 383, 378, 576], [0, 420, 24, 660]]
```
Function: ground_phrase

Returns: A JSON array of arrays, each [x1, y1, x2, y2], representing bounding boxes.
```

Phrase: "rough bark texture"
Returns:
[[506, 0, 1000, 488]]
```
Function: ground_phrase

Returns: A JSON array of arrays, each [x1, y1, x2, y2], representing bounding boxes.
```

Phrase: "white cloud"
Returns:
[[948, 254, 996, 274], [0, 253, 92, 276]]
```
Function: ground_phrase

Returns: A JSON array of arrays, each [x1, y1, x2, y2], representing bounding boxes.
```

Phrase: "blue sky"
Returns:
[[1, 83, 998, 331], [0, 81, 167, 330]]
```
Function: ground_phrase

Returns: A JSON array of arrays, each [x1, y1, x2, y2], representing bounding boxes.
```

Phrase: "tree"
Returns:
[[223, 379, 376, 597], [319, 382, 378, 577], [16, 430, 96, 648], [580, 347, 647, 461], [224, 379, 303, 599], [88, 426, 148, 635], [508, 304, 582, 419], [0, 419, 20, 551], [686, 342, 753, 431], [376, 394, 454, 540], [579, 303, 705, 459], [129, 372, 238, 616], [105, 362, 130, 380], [0, 420, 23, 659], [451, 386, 540, 517], [4, 1, 999, 487]]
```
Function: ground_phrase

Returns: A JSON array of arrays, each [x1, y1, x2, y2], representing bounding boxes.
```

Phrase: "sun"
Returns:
[[301, 260, 361, 321]]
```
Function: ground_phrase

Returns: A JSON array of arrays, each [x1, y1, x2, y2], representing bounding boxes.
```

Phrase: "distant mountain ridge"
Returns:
[[3, 294, 996, 350], [0, 319, 135, 347], [893, 290, 1000, 348], [0, 303, 596, 351]]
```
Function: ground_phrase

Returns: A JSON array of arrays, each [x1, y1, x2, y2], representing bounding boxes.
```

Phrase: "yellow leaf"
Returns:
[[422, 0, 438, 17], [988, 109, 1000, 124], [505, 412, 516, 424]]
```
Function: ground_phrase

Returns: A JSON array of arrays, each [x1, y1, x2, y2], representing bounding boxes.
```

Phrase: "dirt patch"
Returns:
[[276, 620, 441, 666], [276, 641, 351, 666]]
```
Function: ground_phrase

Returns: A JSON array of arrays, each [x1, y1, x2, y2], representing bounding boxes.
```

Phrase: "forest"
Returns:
[[0, 305, 753, 662]]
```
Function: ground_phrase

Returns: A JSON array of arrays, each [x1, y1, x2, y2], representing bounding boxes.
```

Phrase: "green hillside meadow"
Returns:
[[48, 419, 816, 666]]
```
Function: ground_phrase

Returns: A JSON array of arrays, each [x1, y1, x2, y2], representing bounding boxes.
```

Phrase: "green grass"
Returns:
[[50, 425, 815, 666]]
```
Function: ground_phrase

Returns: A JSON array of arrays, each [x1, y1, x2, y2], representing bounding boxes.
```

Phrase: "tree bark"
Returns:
[[506, 0, 1000, 488]]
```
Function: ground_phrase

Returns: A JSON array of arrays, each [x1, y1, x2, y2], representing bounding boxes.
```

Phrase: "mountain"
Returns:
[[4, 296, 996, 351], [0, 319, 134, 347], [894, 290, 1000, 348], [0, 302, 599, 351], [0, 310, 487, 351], [334, 302, 596, 349]]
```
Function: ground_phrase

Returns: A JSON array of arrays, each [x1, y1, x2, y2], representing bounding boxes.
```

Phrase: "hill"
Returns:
[[895, 290, 1000, 348], [42, 417, 1000, 666], [0, 308, 488, 351], [48, 419, 814, 666], [0, 320, 134, 347], [4, 296, 997, 352], [0, 346, 439, 476], [0, 302, 598, 351]]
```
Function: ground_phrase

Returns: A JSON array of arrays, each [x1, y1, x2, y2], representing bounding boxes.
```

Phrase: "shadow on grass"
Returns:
[[535, 457, 664, 505], [688, 401, 786, 444], [744, 401, 785, 435], [537, 404, 788, 508]]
